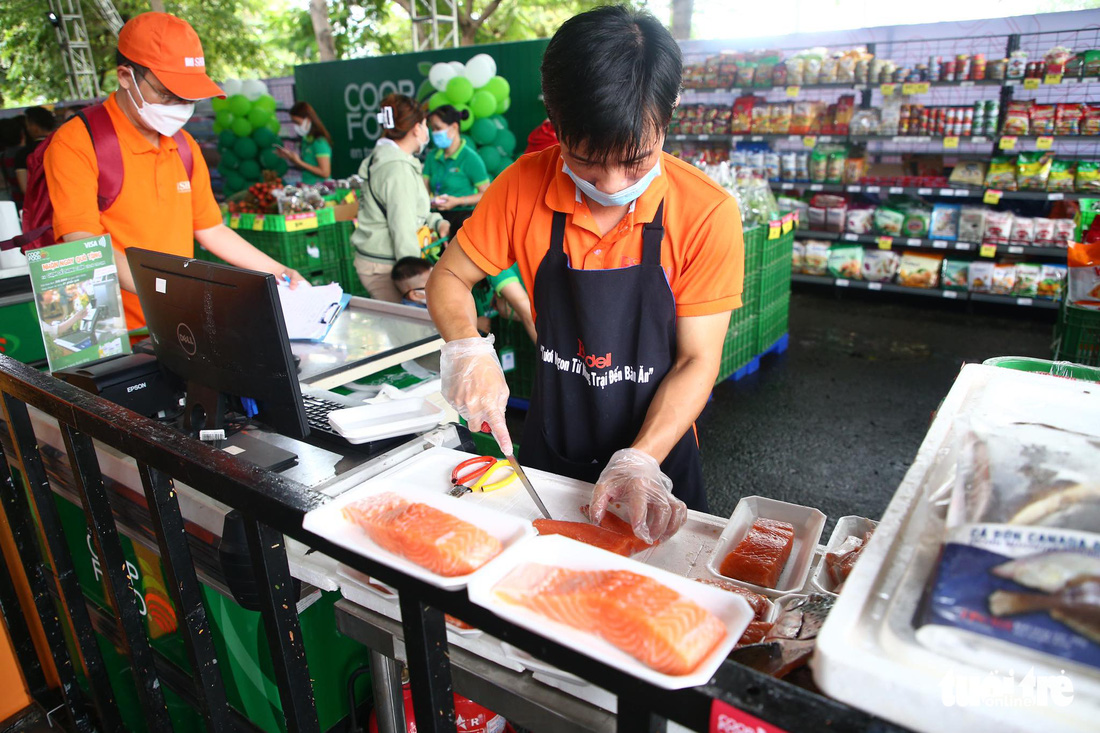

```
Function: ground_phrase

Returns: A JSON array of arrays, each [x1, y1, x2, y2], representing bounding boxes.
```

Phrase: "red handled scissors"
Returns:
[[449, 455, 517, 497]]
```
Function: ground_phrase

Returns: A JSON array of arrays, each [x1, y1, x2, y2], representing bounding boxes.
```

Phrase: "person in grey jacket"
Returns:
[[350, 94, 450, 301]]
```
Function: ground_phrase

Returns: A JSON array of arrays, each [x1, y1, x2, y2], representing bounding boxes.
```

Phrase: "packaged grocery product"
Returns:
[[982, 210, 1013, 244], [846, 208, 873, 234], [941, 260, 969, 291], [1067, 240, 1100, 308], [785, 57, 805, 86], [990, 263, 1016, 295], [1036, 264, 1067, 299], [751, 104, 771, 133], [764, 152, 781, 181], [804, 55, 822, 85], [930, 204, 960, 240], [1016, 151, 1053, 191], [1001, 101, 1030, 135], [1053, 218, 1076, 246], [897, 253, 943, 289], [968, 261, 995, 293], [736, 61, 756, 88], [1047, 160, 1076, 192], [903, 207, 932, 238], [1085, 49, 1100, 76], [821, 56, 839, 84], [958, 207, 986, 242], [803, 241, 831, 276], [795, 152, 810, 181], [809, 148, 829, 183], [984, 156, 1017, 191], [827, 245, 863, 279], [1028, 104, 1055, 136], [849, 109, 880, 136], [732, 96, 756, 134], [1013, 263, 1040, 296], [789, 101, 816, 135], [1084, 104, 1100, 135], [1076, 160, 1100, 192], [1009, 216, 1035, 245], [874, 206, 905, 236], [826, 148, 847, 184], [1007, 50, 1028, 78], [826, 206, 847, 234], [780, 152, 798, 181], [844, 155, 866, 184], [791, 241, 804, 272], [861, 249, 900, 283], [770, 104, 792, 134], [1055, 103, 1084, 135], [755, 62, 775, 88], [1033, 217, 1055, 245], [948, 161, 987, 188]]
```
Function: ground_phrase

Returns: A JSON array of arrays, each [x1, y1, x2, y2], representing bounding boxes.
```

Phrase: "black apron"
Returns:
[[519, 201, 707, 512]]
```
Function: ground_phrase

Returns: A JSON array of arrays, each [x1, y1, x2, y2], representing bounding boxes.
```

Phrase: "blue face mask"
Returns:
[[432, 129, 452, 149], [562, 159, 661, 208]]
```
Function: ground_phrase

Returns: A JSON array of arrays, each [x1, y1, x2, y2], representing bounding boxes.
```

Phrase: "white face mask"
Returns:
[[562, 159, 661, 208], [126, 69, 194, 137], [294, 119, 312, 137]]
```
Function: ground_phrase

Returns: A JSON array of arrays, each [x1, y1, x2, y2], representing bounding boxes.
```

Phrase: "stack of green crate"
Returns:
[[491, 313, 537, 402], [755, 226, 794, 353], [1053, 296, 1100, 366], [224, 209, 352, 285], [715, 224, 765, 381]]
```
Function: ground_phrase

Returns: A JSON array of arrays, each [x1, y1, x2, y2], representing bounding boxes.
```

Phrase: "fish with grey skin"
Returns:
[[727, 593, 835, 678]]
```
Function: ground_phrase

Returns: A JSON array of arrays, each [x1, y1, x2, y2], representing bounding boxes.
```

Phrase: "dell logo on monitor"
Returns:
[[177, 323, 197, 356]]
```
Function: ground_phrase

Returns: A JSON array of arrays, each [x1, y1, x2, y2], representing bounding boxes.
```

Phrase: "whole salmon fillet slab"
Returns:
[[719, 518, 795, 589], [343, 492, 502, 577], [494, 564, 727, 675]]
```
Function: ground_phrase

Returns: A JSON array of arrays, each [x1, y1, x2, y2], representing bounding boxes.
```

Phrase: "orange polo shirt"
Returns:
[[455, 145, 744, 319], [44, 92, 223, 331]]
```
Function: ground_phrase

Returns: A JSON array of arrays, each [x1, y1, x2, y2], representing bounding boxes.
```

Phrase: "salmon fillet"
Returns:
[[736, 620, 773, 647], [694, 578, 771, 620], [342, 492, 502, 577], [494, 564, 727, 675], [719, 518, 796, 589], [581, 505, 655, 555], [533, 519, 639, 556]]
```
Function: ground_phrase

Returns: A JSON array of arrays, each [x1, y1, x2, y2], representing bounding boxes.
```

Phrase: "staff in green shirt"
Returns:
[[424, 105, 491, 236], [276, 101, 332, 184]]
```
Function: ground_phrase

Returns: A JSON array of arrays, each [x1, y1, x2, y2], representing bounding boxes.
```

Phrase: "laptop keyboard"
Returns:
[[301, 394, 347, 439]]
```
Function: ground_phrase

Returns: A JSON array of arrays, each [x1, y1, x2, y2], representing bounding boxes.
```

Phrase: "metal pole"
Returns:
[[397, 592, 455, 732]]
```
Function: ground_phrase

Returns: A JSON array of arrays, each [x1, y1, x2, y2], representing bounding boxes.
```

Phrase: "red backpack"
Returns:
[[1, 103, 193, 253]]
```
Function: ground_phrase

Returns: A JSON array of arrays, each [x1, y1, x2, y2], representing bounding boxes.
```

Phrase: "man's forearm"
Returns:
[[630, 355, 718, 465], [196, 225, 286, 275], [426, 267, 481, 341]]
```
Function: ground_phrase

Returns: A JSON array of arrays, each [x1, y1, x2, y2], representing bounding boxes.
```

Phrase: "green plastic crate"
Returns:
[[983, 356, 1100, 382], [762, 228, 795, 268], [1053, 298, 1100, 366], [717, 313, 757, 382], [741, 269, 761, 314], [760, 256, 793, 308], [492, 314, 537, 401], [743, 224, 767, 274], [339, 257, 369, 297], [756, 293, 790, 352], [236, 227, 344, 273]]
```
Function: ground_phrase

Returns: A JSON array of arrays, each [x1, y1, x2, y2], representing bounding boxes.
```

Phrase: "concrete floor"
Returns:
[[698, 287, 1055, 534]]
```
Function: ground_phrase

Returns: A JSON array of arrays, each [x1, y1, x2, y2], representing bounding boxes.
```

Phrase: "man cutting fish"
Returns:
[[426, 5, 744, 543]]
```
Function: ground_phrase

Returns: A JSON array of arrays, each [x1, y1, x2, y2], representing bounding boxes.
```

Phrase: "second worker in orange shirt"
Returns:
[[427, 6, 745, 544]]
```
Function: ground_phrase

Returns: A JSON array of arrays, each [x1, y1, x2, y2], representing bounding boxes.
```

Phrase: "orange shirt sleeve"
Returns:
[[675, 195, 744, 317], [453, 162, 519, 277], [185, 135, 222, 231], [43, 120, 106, 239]]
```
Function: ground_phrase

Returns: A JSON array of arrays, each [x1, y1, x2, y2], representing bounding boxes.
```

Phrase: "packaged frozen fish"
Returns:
[[1013, 263, 1040, 297], [861, 249, 900, 283], [930, 204, 960, 241], [957, 207, 986, 243], [968, 261, 995, 293], [941, 260, 969, 291], [1036, 264, 1067, 299], [802, 241, 831, 276], [990, 263, 1016, 295], [827, 245, 863, 280], [897, 253, 943, 289]]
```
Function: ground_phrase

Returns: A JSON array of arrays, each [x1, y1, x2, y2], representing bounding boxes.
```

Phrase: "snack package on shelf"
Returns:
[[941, 260, 970, 291], [827, 244, 863, 279], [1067, 240, 1100, 309], [1084, 104, 1100, 135], [1076, 161, 1100, 192], [732, 96, 756, 134], [1013, 263, 1040, 297], [849, 109, 880, 136], [844, 155, 867, 184], [1054, 218, 1076, 246], [1033, 217, 1055, 245], [771, 104, 792, 135], [846, 208, 874, 235], [948, 161, 987, 189], [810, 148, 829, 183], [826, 148, 847, 184], [990, 263, 1017, 295], [861, 249, 900, 283], [1016, 152, 1053, 191], [958, 207, 986, 242], [874, 205, 905, 236], [1054, 103, 1083, 135], [930, 204, 960, 241], [765, 152, 781, 181], [809, 194, 846, 234], [1036, 264, 1067, 299], [968, 261, 995, 293], [1047, 160, 1076, 192], [903, 207, 932, 239], [897, 252, 944, 289], [982, 210, 1014, 245], [1009, 216, 1035, 245], [1029, 104, 1056, 136], [1001, 101, 1030, 135], [984, 156, 1018, 191], [792, 241, 805, 272], [803, 241, 831, 275], [751, 103, 771, 134]]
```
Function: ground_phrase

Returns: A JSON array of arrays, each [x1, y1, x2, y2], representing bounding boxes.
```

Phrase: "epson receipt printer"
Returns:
[[55, 353, 182, 418]]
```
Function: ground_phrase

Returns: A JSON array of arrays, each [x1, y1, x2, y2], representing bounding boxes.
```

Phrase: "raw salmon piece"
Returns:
[[694, 578, 771, 620], [581, 505, 655, 555], [494, 564, 727, 675], [719, 518, 796, 589], [736, 620, 773, 647], [532, 519, 638, 556], [342, 492, 502, 577]]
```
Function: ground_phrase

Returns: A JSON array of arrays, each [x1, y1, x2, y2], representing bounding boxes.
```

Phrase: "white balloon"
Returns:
[[428, 62, 456, 92], [449, 61, 466, 78], [465, 54, 497, 88], [221, 78, 242, 96], [241, 79, 269, 101]]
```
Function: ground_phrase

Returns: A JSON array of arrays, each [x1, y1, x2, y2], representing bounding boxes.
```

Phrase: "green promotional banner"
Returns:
[[294, 39, 550, 179]]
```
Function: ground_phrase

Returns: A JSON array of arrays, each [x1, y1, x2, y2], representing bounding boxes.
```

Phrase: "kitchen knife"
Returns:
[[506, 453, 552, 519]]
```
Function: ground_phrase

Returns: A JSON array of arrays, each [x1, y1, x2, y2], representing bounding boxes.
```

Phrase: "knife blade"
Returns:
[[506, 453, 552, 519]]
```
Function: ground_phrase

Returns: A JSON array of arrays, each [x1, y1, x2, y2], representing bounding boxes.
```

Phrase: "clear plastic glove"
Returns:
[[439, 335, 513, 455], [589, 448, 687, 544]]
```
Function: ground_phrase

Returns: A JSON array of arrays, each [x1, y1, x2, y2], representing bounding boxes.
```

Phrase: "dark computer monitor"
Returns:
[[127, 248, 309, 442]]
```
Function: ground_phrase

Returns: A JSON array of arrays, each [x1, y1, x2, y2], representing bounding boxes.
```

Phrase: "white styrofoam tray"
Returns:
[[328, 398, 446, 444], [810, 516, 879, 596], [705, 496, 826, 597], [467, 535, 754, 690], [302, 478, 535, 589]]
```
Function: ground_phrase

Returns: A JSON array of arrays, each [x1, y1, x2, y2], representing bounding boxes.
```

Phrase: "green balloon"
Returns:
[[227, 94, 251, 117], [470, 117, 498, 146], [233, 137, 258, 160], [469, 90, 496, 119], [252, 127, 277, 148], [223, 171, 246, 192], [428, 92, 449, 111], [247, 106, 271, 129], [231, 117, 253, 137], [212, 121, 224, 134], [445, 76, 474, 105], [220, 149, 240, 169], [270, 157, 289, 176], [484, 76, 510, 102], [491, 114, 508, 130], [496, 128, 516, 155], [478, 146, 502, 173], [496, 96, 511, 115], [215, 109, 234, 128], [254, 94, 277, 113], [451, 103, 473, 131], [266, 116, 281, 135], [259, 149, 282, 170], [239, 159, 261, 181], [218, 129, 238, 148], [211, 96, 228, 112]]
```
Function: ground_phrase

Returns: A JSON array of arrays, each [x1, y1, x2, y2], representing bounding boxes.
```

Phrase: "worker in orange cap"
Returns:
[[43, 12, 307, 332]]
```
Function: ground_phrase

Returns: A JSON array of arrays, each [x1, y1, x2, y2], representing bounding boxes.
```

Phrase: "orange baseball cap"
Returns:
[[118, 13, 225, 100]]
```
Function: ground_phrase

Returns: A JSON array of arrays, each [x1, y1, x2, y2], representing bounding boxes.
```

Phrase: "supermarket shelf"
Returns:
[[769, 181, 1090, 201], [791, 272, 1060, 309], [850, 135, 994, 146], [682, 80, 1010, 96], [793, 230, 1068, 258]]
